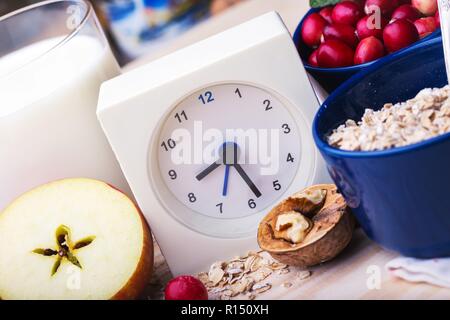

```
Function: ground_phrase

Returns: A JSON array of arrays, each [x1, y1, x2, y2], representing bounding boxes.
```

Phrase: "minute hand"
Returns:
[[233, 164, 262, 198]]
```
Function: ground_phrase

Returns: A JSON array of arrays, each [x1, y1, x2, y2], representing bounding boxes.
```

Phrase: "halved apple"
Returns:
[[0, 178, 153, 300]]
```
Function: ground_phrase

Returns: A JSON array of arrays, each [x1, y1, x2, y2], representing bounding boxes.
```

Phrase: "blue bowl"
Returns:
[[294, 8, 442, 93], [313, 37, 450, 258]]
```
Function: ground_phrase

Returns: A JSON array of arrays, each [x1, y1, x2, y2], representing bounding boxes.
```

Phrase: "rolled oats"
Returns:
[[328, 86, 450, 151]]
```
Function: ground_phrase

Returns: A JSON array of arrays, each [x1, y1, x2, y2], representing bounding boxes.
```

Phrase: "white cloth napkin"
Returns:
[[386, 257, 450, 289]]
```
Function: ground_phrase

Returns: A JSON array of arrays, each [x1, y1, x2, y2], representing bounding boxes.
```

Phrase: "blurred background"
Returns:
[[0, 0, 246, 64]]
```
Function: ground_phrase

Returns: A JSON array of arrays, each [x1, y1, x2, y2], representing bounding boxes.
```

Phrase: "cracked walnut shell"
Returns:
[[257, 184, 355, 268]]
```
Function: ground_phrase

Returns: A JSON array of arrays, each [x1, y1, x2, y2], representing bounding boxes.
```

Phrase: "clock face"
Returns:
[[157, 83, 301, 219]]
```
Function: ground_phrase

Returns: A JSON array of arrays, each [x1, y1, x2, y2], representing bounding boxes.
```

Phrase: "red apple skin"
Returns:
[[332, 1, 363, 26], [308, 49, 319, 66], [435, 10, 440, 27], [319, 6, 334, 24], [354, 36, 385, 64], [356, 15, 388, 40], [323, 23, 358, 48], [165, 276, 208, 300], [414, 17, 437, 38], [317, 40, 355, 68], [383, 19, 420, 52], [412, 0, 438, 16], [365, 0, 400, 17], [302, 13, 328, 48], [391, 5, 423, 22]]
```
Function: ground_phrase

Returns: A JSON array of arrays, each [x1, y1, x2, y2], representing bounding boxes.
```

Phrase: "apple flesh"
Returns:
[[323, 23, 358, 48], [414, 17, 437, 38], [317, 39, 355, 68], [301, 13, 328, 48], [354, 36, 385, 64], [412, 0, 438, 16], [332, 1, 363, 26], [383, 19, 420, 52], [0, 178, 153, 300]]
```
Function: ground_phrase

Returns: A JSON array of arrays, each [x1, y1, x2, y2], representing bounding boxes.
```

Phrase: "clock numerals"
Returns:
[[282, 123, 291, 134], [174, 110, 188, 123], [188, 193, 197, 203], [216, 203, 223, 214], [161, 138, 176, 152], [235, 88, 242, 98], [287, 153, 295, 163], [248, 199, 256, 209], [168, 170, 177, 180], [199, 91, 215, 105], [273, 180, 281, 191], [263, 99, 272, 111]]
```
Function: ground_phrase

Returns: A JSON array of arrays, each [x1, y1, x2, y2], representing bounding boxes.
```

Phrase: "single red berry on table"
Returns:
[[332, 1, 363, 26], [301, 13, 328, 48], [165, 275, 208, 300], [317, 39, 355, 68], [323, 23, 359, 48], [414, 17, 437, 38], [383, 18, 420, 53], [354, 36, 385, 64], [356, 15, 388, 40], [391, 5, 423, 22]]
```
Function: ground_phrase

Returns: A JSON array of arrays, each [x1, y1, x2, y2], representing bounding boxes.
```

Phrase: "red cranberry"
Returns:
[[319, 6, 334, 24], [414, 17, 437, 38], [412, 0, 438, 16], [323, 23, 358, 48], [383, 19, 420, 52], [356, 15, 388, 40], [332, 1, 363, 26], [317, 39, 355, 68], [365, 0, 399, 17], [391, 5, 423, 22], [301, 13, 328, 48], [354, 36, 385, 64], [308, 49, 319, 66], [165, 275, 208, 300]]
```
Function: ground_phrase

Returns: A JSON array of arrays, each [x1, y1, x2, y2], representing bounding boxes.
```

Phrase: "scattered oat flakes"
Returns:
[[296, 270, 312, 280], [328, 86, 450, 151], [282, 281, 293, 288]]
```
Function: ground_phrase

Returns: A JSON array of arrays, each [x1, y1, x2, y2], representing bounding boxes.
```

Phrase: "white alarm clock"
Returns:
[[97, 12, 329, 276]]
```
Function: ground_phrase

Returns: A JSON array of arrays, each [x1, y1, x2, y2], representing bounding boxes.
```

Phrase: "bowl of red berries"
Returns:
[[294, 0, 441, 92]]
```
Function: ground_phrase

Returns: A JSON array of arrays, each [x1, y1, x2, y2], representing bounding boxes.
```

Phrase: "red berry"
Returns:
[[301, 13, 328, 48], [354, 36, 385, 64], [323, 23, 358, 48], [332, 1, 363, 26], [435, 10, 440, 27], [365, 0, 399, 17], [319, 6, 334, 24], [356, 15, 388, 40], [391, 5, 422, 22], [383, 19, 420, 52], [412, 0, 438, 16], [165, 275, 208, 300], [308, 49, 319, 66], [414, 17, 437, 38], [317, 39, 355, 68]]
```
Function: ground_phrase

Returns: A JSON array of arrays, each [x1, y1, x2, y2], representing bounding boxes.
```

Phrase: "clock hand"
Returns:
[[233, 163, 262, 198], [196, 161, 221, 181], [222, 165, 231, 197]]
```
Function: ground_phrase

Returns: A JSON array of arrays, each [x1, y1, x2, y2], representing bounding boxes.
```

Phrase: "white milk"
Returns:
[[0, 36, 130, 210]]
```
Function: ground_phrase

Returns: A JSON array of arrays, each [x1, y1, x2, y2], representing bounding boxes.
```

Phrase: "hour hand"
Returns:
[[196, 161, 221, 181]]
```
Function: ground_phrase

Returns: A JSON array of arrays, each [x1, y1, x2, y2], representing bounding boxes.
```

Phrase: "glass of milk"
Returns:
[[0, 0, 131, 210]]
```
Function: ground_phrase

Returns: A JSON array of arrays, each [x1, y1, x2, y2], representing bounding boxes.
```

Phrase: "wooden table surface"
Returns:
[[129, 0, 450, 300]]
